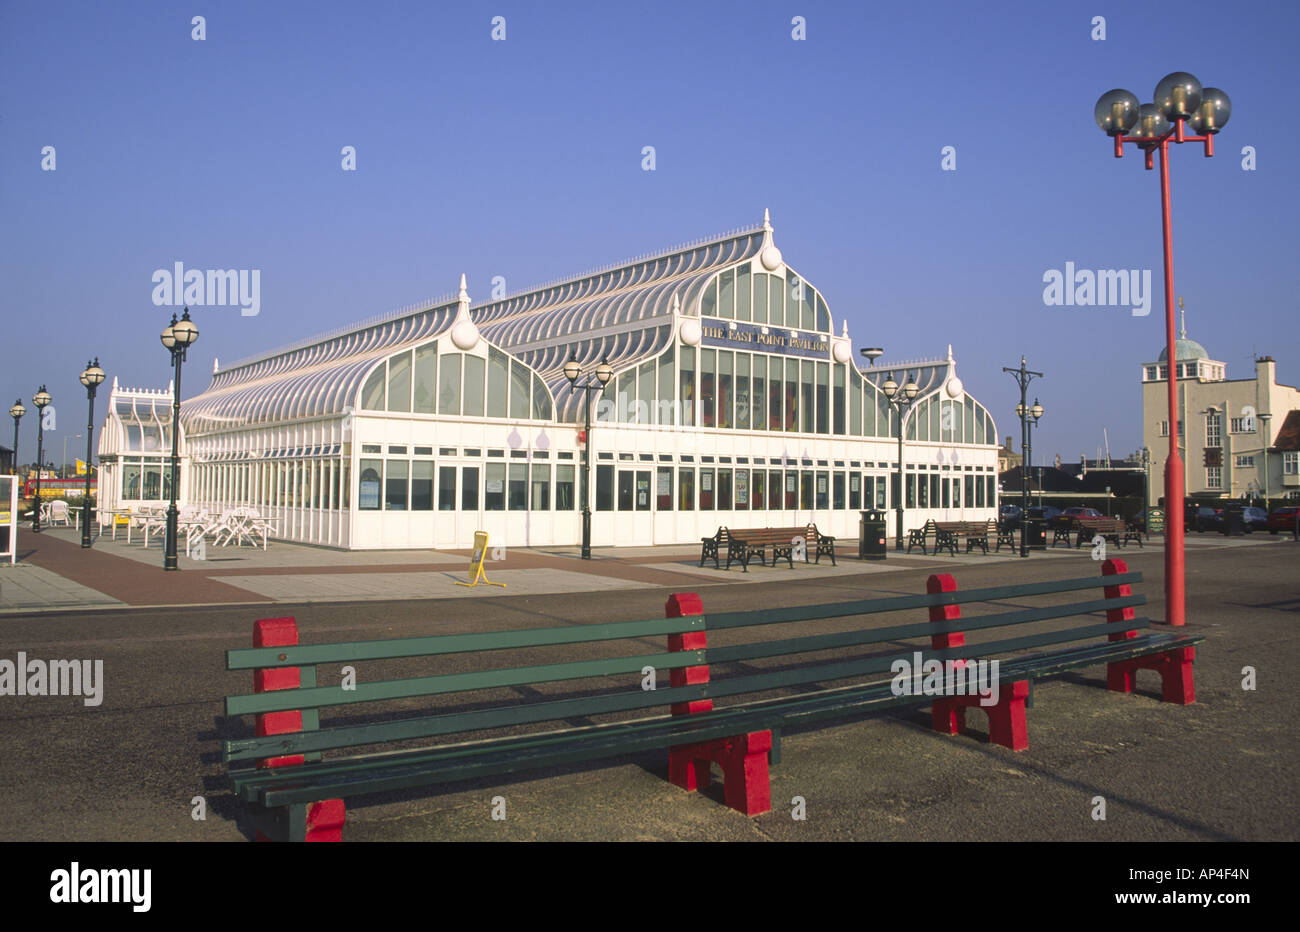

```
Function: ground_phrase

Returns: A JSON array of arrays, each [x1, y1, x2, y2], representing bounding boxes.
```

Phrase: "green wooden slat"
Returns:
[[707, 595, 1147, 664], [224, 680, 709, 762], [225, 649, 704, 716], [703, 573, 1142, 630], [699, 619, 1150, 702], [227, 614, 704, 670]]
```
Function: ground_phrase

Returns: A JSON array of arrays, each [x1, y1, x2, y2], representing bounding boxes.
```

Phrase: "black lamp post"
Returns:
[[79, 359, 105, 548], [1258, 412, 1272, 515], [563, 352, 613, 559], [877, 365, 920, 551], [9, 400, 23, 477], [161, 308, 198, 570], [1142, 446, 1151, 539], [31, 387, 51, 532], [1004, 356, 1043, 557]]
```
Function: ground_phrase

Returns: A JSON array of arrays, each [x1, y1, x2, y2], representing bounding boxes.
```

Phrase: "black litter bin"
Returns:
[[1026, 517, 1047, 549], [1221, 508, 1244, 537], [860, 510, 887, 560]]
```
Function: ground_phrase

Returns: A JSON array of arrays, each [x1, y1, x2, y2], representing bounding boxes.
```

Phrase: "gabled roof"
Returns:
[[1271, 410, 1300, 452]]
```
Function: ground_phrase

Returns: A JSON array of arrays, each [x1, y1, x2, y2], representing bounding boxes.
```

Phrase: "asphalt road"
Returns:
[[0, 539, 1295, 842]]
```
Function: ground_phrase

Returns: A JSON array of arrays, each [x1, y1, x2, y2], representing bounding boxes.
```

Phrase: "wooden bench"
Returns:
[[995, 519, 1018, 552], [1074, 517, 1144, 550], [701, 527, 742, 570], [907, 519, 937, 554], [706, 525, 836, 571], [933, 520, 997, 555], [222, 558, 1201, 838]]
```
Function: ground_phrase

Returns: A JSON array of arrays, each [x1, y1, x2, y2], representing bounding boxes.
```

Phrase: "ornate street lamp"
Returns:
[[161, 308, 198, 570], [1095, 72, 1231, 626], [9, 400, 23, 477], [1016, 398, 1044, 506], [31, 387, 51, 532], [564, 352, 613, 559], [1258, 412, 1272, 514], [1004, 357, 1043, 557], [877, 365, 919, 551], [79, 359, 105, 548]]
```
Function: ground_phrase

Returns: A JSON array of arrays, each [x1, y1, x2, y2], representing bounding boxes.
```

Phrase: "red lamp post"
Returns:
[[1094, 73, 1232, 627]]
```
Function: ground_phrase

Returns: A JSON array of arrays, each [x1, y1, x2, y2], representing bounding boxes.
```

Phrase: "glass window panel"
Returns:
[[438, 354, 462, 416], [718, 352, 733, 430], [412, 460, 434, 510], [616, 370, 634, 424], [677, 467, 695, 510], [849, 472, 861, 510], [413, 343, 437, 413], [734, 468, 749, 510], [531, 464, 550, 510], [656, 466, 673, 509], [359, 459, 382, 510], [930, 474, 940, 506], [617, 470, 635, 510], [434, 465, 454, 510], [735, 265, 751, 322], [700, 278, 717, 318], [752, 470, 765, 510], [700, 349, 716, 428], [815, 293, 830, 331], [699, 468, 714, 510], [850, 370, 862, 436], [508, 463, 528, 509], [750, 355, 765, 430], [143, 464, 162, 500], [803, 287, 816, 330], [964, 397, 975, 444], [785, 359, 799, 431], [769, 270, 784, 324], [125, 424, 143, 451], [385, 459, 408, 510], [816, 362, 829, 434], [487, 347, 509, 418], [801, 471, 815, 510], [801, 361, 814, 433], [717, 269, 734, 319], [596, 464, 614, 511], [121, 463, 141, 500], [833, 365, 846, 435], [785, 470, 798, 509], [463, 354, 486, 417], [387, 351, 412, 412], [635, 470, 650, 511], [532, 373, 552, 420], [510, 360, 531, 420], [657, 346, 674, 426], [461, 466, 479, 511], [638, 362, 654, 426], [736, 354, 750, 430], [556, 464, 575, 510], [679, 345, 695, 427], [485, 463, 506, 510], [752, 273, 767, 324], [361, 363, 386, 410], [768, 358, 782, 431], [786, 276, 804, 328], [833, 472, 845, 509], [717, 469, 732, 510], [930, 397, 941, 442]]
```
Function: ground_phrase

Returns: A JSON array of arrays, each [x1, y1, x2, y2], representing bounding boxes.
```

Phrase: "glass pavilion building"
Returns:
[[98, 212, 1001, 549]]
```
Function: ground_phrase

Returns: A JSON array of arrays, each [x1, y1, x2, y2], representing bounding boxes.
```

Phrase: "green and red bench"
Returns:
[[221, 558, 1201, 840]]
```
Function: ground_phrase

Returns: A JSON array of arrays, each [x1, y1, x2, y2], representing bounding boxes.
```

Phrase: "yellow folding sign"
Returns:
[[456, 530, 506, 588]]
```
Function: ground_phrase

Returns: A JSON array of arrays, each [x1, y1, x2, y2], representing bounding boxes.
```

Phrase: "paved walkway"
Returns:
[[0, 525, 1289, 613]]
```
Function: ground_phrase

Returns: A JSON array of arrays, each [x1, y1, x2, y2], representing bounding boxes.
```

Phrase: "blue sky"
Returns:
[[3, 0, 1297, 467]]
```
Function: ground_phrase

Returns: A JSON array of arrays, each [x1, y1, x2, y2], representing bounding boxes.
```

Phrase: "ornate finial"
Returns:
[[762, 207, 772, 231], [458, 273, 469, 303], [1178, 296, 1186, 339], [947, 343, 954, 362], [672, 292, 681, 315], [213, 357, 220, 374]]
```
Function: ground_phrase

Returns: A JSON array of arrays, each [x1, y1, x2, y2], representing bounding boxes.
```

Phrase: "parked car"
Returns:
[[1240, 506, 1268, 532], [1267, 506, 1300, 535], [1186, 506, 1219, 533], [1061, 506, 1103, 521], [999, 504, 1023, 522], [1026, 505, 1062, 522]]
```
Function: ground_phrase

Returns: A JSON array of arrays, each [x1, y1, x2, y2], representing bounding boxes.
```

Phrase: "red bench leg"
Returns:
[[1107, 647, 1196, 705], [668, 731, 773, 815], [930, 681, 1030, 751], [251, 617, 346, 842]]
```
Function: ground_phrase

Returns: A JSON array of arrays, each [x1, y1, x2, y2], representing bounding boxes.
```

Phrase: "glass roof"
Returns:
[[181, 224, 766, 432]]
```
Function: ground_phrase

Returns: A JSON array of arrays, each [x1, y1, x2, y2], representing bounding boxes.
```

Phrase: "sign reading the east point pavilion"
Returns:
[[700, 321, 830, 359]]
